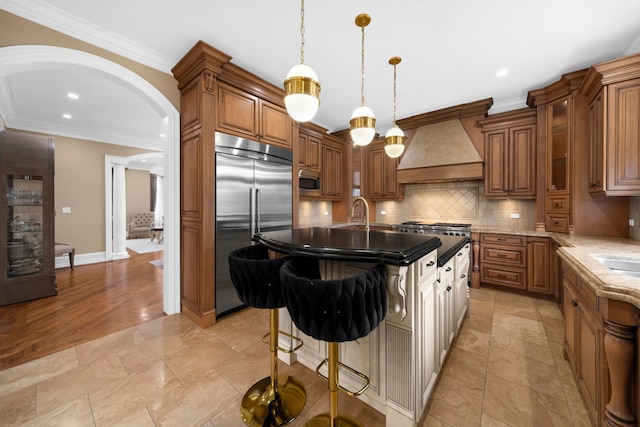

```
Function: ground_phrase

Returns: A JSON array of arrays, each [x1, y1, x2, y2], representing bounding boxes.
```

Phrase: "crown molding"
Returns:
[[0, 0, 174, 73]]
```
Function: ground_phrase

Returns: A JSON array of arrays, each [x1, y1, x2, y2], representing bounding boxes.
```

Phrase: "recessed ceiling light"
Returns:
[[160, 133, 165, 138], [142, 159, 147, 162], [67, 93, 79, 100], [62, 114, 72, 119], [496, 69, 509, 78]]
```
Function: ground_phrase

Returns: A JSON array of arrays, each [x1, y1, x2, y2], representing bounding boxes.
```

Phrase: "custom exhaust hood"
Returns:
[[395, 98, 493, 184]]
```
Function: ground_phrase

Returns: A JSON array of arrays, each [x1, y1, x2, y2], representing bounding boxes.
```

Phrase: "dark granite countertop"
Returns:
[[432, 234, 471, 267], [253, 227, 441, 266]]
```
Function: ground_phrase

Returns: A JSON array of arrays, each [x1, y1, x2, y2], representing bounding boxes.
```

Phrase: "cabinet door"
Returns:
[[588, 89, 605, 193], [509, 124, 536, 197], [484, 130, 509, 198], [322, 143, 344, 199], [217, 82, 258, 137], [607, 79, 640, 193], [417, 274, 438, 414], [259, 101, 293, 149], [383, 151, 400, 198], [298, 133, 321, 172], [527, 237, 552, 295], [367, 146, 385, 199]]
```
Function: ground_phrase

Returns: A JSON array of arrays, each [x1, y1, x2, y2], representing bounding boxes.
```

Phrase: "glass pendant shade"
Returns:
[[384, 126, 406, 158], [350, 105, 376, 146], [284, 63, 321, 122]]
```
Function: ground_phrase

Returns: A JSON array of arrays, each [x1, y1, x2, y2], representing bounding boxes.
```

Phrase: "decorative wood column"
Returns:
[[602, 298, 639, 427], [470, 231, 480, 288]]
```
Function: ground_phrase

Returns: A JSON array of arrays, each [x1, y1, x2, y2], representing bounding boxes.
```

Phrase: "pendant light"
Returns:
[[384, 56, 406, 158], [284, 0, 321, 122], [350, 13, 376, 146]]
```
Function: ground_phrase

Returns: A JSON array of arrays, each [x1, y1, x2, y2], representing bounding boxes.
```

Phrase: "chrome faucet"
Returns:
[[351, 196, 370, 232]]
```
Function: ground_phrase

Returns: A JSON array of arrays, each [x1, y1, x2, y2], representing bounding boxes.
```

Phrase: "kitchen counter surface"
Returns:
[[254, 227, 441, 266]]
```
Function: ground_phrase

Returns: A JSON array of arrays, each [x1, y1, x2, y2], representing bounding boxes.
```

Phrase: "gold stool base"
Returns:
[[305, 413, 363, 427], [241, 375, 306, 427]]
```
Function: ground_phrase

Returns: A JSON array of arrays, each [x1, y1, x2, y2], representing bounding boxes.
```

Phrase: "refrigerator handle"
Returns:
[[249, 188, 256, 238], [255, 188, 261, 233]]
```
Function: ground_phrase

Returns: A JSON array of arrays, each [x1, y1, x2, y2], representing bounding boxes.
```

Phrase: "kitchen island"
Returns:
[[254, 227, 470, 427]]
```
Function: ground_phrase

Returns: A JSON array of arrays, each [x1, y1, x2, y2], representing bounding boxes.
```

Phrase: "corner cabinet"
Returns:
[[0, 131, 56, 306], [478, 109, 537, 199], [581, 53, 640, 196], [363, 138, 404, 201]]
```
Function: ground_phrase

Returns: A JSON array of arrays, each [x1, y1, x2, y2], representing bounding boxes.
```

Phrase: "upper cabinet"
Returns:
[[217, 81, 293, 149], [528, 70, 629, 237], [321, 135, 345, 200], [581, 52, 640, 196], [297, 122, 322, 173], [479, 109, 536, 199], [363, 138, 404, 201]]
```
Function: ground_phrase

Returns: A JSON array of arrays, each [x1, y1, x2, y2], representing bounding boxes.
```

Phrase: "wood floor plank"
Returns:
[[0, 250, 164, 370]]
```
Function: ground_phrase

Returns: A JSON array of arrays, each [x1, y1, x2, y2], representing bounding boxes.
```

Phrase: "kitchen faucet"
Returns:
[[351, 196, 370, 232]]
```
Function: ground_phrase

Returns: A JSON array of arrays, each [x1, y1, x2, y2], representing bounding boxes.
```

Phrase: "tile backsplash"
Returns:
[[299, 184, 640, 239]]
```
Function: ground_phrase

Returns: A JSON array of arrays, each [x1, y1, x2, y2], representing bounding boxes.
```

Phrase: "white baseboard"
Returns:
[[55, 251, 107, 269]]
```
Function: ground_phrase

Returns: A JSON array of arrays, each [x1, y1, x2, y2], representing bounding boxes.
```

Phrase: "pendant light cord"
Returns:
[[300, 0, 306, 64], [360, 23, 366, 106], [393, 62, 397, 125]]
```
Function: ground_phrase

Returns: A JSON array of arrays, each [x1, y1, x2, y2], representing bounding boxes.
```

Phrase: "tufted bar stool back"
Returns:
[[280, 257, 387, 427], [228, 245, 306, 427]]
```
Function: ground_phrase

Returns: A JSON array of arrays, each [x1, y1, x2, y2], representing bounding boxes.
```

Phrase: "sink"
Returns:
[[592, 254, 640, 278]]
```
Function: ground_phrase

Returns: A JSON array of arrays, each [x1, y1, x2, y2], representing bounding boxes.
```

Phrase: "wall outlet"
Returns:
[[324, 211, 329, 216], [61, 207, 71, 214], [630, 218, 635, 227], [380, 210, 387, 215], [510, 212, 520, 219]]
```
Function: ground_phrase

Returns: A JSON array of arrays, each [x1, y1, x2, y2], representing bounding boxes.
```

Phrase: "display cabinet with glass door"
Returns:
[[0, 131, 56, 306]]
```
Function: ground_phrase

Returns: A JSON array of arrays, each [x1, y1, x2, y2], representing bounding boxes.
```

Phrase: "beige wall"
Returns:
[[54, 135, 155, 253], [126, 169, 152, 225]]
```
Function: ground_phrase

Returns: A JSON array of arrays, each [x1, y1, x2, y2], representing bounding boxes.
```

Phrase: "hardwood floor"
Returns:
[[0, 250, 164, 371]]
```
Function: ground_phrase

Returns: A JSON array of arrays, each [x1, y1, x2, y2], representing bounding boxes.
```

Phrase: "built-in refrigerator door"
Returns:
[[215, 152, 254, 317], [254, 159, 292, 233]]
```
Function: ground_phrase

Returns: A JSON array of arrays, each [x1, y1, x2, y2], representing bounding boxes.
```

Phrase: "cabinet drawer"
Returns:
[[415, 250, 437, 283], [547, 214, 569, 232], [481, 264, 526, 289], [547, 194, 570, 213], [481, 245, 526, 266], [481, 234, 526, 246]]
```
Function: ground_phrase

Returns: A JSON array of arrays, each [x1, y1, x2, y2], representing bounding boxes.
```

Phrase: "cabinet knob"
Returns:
[[427, 261, 435, 267], [460, 274, 466, 279], [445, 267, 452, 272], [571, 300, 578, 307], [446, 286, 452, 292]]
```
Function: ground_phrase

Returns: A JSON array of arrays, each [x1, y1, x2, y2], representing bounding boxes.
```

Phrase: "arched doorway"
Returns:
[[0, 45, 180, 314]]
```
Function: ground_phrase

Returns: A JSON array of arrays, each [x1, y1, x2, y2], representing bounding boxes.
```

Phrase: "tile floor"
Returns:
[[0, 287, 592, 426]]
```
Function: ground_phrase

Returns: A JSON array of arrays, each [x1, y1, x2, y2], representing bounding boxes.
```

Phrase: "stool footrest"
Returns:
[[315, 358, 371, 397], [262, 331, 304, 354]]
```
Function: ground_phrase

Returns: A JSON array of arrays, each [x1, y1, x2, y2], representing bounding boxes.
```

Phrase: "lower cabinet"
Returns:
[[436, 258, 455, 368], [454, 243, 470, 331], [562, 262, 606, 425]]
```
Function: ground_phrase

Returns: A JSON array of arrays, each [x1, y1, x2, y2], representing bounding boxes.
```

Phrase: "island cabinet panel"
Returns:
[[436, 257, 455, 367], [454, 243, 470, 331]]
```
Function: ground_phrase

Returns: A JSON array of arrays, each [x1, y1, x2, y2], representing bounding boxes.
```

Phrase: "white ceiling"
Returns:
[[1, 0, 640, 152]]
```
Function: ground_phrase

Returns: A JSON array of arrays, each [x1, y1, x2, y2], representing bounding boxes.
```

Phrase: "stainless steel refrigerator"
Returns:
[[215, 131, 293, 317]]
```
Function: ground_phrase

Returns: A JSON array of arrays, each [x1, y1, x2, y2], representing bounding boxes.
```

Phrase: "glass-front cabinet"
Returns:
[[0, 131, 56, 306], [7, 176, 45, 278]]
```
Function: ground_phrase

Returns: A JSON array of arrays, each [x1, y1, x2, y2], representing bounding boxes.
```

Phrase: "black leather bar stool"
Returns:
[[279, 257, 387, 427], [228, 245, 306, 427]]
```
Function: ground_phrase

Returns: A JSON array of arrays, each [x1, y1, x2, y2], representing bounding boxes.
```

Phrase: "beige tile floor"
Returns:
[[0, 287, 592, 426]]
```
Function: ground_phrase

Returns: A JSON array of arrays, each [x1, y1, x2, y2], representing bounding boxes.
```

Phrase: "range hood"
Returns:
[[395, 98, 492, 184]]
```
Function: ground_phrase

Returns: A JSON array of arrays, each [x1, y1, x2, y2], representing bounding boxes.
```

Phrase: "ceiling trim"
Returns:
[[0, 0, 173, 73]]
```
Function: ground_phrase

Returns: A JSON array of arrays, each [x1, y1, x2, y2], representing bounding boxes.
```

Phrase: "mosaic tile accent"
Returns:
[[409, 187, 478, 220]]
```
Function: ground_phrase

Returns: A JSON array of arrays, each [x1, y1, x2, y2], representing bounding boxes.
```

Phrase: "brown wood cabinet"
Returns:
[[217, 81, 293, 149], [581, 53, 640, 196], [0, 131, 56, 306], [321, 135, 345, 200], [363, 138, 404, 201], [527, 237, 552, 296], [479, 233, 527, 290], [562, 262, 607, 425], [297, 122, 322, 173], [479, 109, 536, 199], [527, 70, 629, 236]]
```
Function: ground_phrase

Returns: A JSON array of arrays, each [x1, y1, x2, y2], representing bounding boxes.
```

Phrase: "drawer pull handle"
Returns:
[[445, 267, 452, 272], [554, 221, 561, 225], [426, 261, 435, 267], [461, 274, 466, 279], [497, 253, 507, 257], [497, 274, 508, 279], [571, 300, 578, 307], [496, 238, 507, 241], [446, 286, 452, 292], [554, 203, 561, 207], [458, 252, 463, 256]]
